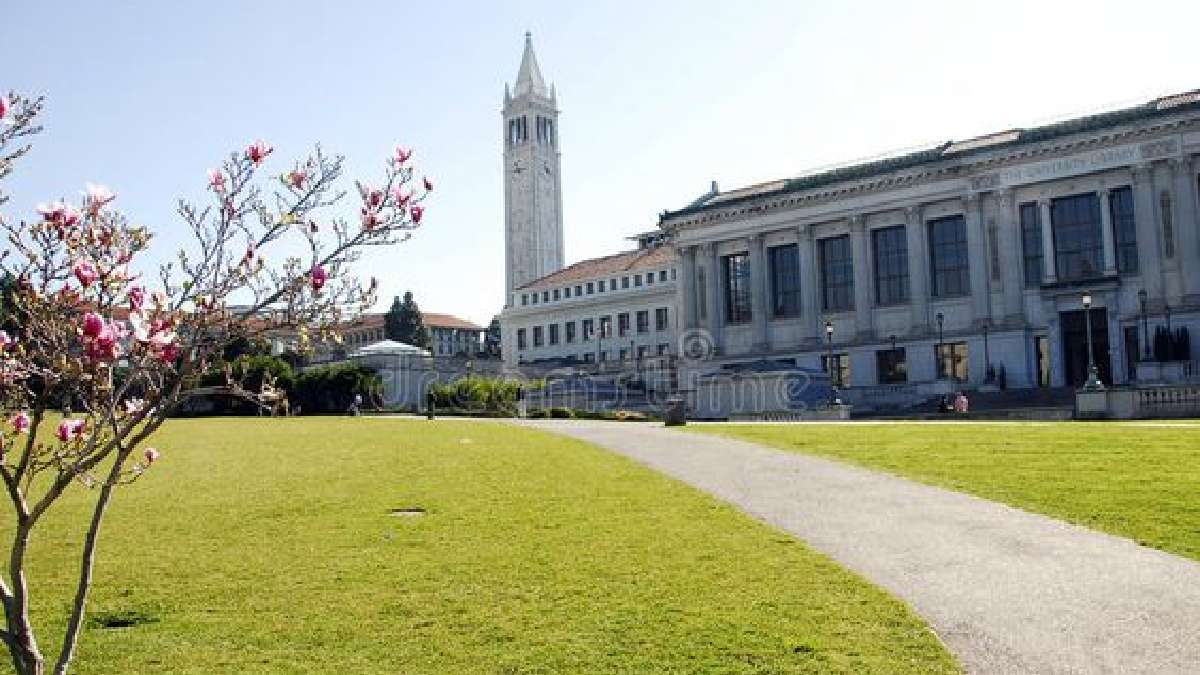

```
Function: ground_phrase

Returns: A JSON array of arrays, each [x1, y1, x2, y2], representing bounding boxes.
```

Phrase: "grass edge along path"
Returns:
[[693, 421, 1200, 561], [5, 418, 958, 674]]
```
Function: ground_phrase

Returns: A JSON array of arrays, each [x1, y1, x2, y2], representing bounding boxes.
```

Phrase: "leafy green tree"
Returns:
[[384, 291, 429, 349], [0, 272, 20, 334], [484, 316, 502, 357]]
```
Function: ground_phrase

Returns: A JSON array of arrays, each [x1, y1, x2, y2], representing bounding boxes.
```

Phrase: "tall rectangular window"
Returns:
[[872, 225, 909, 306], [581, 318, 594, 341], [618, 312, 630, 337], [517, 328, 527, 350], [1020, 202, 1043, 287], [819, 235, 854, 312], [532, 326, 544, 347], [565, 321, 576, 343], [769, 244, 802, 317], [1051, 192, 1103, 281], [822, 353, 850, 388], [928, 215, 969, 298], [655, 307, 669, 331], [636, 310, 649, 334], [697, 268, 707, 321], [548, 323, 559, 345], [1109, 186, 1138, 274], [723, 252, 752, 324], [935, 341, 968, 381], [599, 315, 612, 339], [876, 347, 907, 384]]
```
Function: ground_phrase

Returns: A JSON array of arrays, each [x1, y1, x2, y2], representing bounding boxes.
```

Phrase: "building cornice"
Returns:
[[662, 111, 1199, 232]]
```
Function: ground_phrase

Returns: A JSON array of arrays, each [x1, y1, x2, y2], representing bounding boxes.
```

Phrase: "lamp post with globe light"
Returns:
[[1082, 291, 1104, 390]]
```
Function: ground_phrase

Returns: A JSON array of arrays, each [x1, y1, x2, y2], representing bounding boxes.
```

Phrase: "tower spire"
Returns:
[[514, 31, 549, 99]]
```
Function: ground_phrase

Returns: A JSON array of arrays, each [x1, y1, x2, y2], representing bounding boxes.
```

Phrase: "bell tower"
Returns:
[[503, 32, 564, 304]]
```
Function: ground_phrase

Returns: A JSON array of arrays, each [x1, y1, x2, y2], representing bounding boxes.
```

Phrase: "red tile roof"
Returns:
[[423, 313, 484, 331], [517, 245, 675, 291]]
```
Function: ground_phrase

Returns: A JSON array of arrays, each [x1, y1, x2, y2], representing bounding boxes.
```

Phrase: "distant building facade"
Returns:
[[662, 90, 1200, 407], [500, 238, 680, 368]]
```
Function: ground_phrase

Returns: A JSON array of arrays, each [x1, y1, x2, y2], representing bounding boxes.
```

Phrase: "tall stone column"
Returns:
[[1171, 155, 1200, 303], [798, 225, 819, 344], [679, 245, 698, 330], [996, 190, 1024, 323], [849, 216, 873, 339], [1098, 188, 1117, 276], [1038, 199, 1058, 284], [703, 242, 722, 355], [905, 205, 929, 333], [964, 193, 990, 324], [749, 233, 769, 352], [1132, 164, 1164, 302]]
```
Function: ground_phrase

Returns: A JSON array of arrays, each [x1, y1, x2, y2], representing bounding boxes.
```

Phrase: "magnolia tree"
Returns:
[[0, 92, 430, 675]]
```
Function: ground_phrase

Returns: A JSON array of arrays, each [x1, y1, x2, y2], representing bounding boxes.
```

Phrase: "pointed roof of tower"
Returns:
[[513, 31, 550, 100]]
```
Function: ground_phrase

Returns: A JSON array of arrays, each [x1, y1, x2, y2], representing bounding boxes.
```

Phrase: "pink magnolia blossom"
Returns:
[[143, 447, 160, 465], [208, 168, 226, 193], [55, 419, 86, 443], [245, 139, 273, 166], [82, 183, 116, 212], [394, 146, 413, 165], [286, 169, 306, 189], [128, 286, 146, 311], [411, 205, 424, 224], [311, 265, 328, 292], [72, 259, 99, 287], [37, 201, 81, 228], [10, 411, 30, 434], [423, 176, 433, 192], [0, 97, 6, 120], [390, 187, 411, 207], [360, 208, 381, 230], [82, 312, 105, 338], [0, 330, 12, 351], [123, 398, 146, 415], [158, 342, 180, 364]]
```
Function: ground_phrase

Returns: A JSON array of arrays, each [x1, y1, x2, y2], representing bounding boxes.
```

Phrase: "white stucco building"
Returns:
[[663, 90, 1200, 410]]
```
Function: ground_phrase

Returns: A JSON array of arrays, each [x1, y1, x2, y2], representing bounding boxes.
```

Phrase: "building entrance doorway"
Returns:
[[1060, 309, 1111, 387]]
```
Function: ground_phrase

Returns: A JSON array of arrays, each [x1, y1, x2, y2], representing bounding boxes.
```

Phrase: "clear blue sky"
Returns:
[[3, 1, 1197, 326]]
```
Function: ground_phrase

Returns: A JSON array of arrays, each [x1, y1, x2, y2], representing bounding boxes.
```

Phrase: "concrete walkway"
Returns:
[[518, 420, 1200, 675]]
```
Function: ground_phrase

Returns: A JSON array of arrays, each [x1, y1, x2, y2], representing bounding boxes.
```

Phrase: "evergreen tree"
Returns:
[[484, 316, 502, 357], [0, 272, 20, 334], [384, 291, 430, 349]]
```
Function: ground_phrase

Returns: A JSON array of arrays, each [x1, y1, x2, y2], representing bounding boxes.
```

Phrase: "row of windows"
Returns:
[[520, 268, 676, 307], [713, 187, 1145, 322], [821, 341, 970, 387], [506, 115, 556, 146], [570, 343, 673, 363], [515, 308, 671, 350], [1020, 187, 1139, 285]]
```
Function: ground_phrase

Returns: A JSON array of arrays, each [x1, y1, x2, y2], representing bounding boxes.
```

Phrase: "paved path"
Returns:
[[518, 420, 1200, 675]]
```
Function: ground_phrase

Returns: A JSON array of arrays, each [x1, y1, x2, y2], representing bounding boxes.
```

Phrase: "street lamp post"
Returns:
[[824, 320, 836, 403], [1138, 289, 1150, 360], [936, 312, 946, 380], [1082, 291, 1104, 390], [982, 319, 991, 382]]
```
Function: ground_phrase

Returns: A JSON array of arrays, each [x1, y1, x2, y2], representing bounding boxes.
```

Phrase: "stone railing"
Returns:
[[1077, 383, 1200, 419]]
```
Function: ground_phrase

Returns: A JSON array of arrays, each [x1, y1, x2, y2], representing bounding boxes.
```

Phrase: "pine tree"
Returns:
[[384, 291, 430, 349], [484, 316, 502, 357]]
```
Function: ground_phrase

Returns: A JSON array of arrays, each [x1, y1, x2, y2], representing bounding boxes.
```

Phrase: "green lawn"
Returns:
[[5, 418, 956, 674], [694, 422, 1200, 560]]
